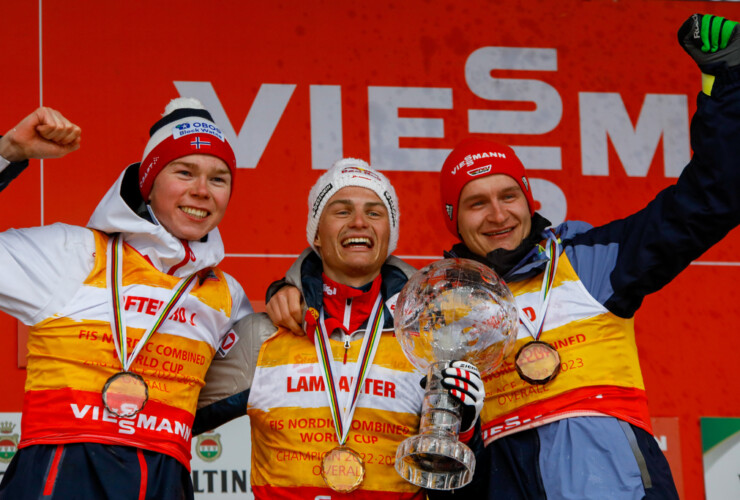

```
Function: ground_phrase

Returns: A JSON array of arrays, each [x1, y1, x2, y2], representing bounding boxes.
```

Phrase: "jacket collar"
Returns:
[[290, 249, 413, 333], [86, 163, 225, 277]]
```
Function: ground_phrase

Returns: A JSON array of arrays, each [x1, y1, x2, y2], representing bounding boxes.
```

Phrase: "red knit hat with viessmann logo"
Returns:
[[440, 138, 535, 237]]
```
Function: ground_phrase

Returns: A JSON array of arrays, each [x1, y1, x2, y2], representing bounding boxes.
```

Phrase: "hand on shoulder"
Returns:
[[265, 284, 305, 336]]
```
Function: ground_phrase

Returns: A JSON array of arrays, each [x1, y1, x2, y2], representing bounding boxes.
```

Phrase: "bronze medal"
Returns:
[[321, 446, 365, 493], [102, 371, 149, 417], [514, 341, 561, 385]]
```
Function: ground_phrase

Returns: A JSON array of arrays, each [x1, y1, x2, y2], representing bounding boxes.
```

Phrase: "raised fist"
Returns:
[[0, 107, 81, 162]]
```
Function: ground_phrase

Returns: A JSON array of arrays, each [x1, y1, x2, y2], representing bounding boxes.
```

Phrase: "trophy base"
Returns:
[[394, 433, 475, 490]]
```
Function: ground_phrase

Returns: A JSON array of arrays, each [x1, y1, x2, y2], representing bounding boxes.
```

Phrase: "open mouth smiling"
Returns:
[[342, 237, 373, 248], [181, 206, 209, 219], [484, 227, 513, 237]]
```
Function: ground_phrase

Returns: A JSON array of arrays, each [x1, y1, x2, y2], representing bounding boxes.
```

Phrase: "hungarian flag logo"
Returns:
[[195, 433, 222, 462], [0, 422, 19, 464]]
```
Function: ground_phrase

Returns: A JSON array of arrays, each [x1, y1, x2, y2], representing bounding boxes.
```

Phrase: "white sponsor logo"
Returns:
[[450, 152, 507, 175], [173, 121, 225, 141], [70, 404, 191, 441]]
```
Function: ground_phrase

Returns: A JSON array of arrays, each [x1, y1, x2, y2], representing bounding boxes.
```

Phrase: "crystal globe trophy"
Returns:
[[394, 258, 518, 490]]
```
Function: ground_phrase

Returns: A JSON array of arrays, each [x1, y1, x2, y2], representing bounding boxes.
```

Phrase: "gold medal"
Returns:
[[312, 299, 382, 493], [514, 341, 561, 385], [102, 371, 149, 417], [321, 446, 365, 493]]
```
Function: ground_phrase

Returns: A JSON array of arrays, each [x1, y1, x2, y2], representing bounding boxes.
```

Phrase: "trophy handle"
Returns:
[[394, 361, 475, 490]]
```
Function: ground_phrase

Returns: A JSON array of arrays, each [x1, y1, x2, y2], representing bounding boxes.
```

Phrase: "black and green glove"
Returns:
[[679, 13, 740, 73]]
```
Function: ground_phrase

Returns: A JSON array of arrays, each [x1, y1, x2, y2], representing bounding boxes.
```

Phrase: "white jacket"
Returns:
[[0, 163, 251, 327]]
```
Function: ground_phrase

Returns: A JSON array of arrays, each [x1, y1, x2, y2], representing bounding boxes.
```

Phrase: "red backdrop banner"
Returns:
[[2, 1, 740, 498]]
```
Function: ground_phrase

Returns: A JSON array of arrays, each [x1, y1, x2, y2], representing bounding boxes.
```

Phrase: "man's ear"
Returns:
[[313, 232, 321, 250]]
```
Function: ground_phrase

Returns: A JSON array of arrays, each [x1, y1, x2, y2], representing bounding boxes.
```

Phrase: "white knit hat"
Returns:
[[139, 97, 236, 200], [307, 158, 400, 256]]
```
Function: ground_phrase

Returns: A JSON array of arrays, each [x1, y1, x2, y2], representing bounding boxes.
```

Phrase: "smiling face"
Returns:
[[147, 154, 232, 241], [313, 186, 390, 288], [457, 174, 532, 256]]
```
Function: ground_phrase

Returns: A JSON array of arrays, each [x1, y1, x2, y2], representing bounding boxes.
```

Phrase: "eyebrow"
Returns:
[[212, 167, 232, 176], [168, 161, 231, 176], [329, 198, 383, 206], [327, 199, 386, 209], [168, 160, 198, 168], [461, 186, 520, 204]]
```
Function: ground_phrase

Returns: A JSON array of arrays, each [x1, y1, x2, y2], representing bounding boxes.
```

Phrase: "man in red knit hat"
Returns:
[[0, 98, 251, 500], [428, 13, 740, 500]]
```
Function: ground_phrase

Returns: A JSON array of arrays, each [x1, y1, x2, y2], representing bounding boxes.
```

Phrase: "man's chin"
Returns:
[[341, 259, 383, 277], [343, 258, 382, 272], [480, 242, 516, 254], [171, 227, 211, 241]]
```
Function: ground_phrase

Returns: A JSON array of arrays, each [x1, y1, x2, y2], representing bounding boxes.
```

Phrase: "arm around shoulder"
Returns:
[[193, 313, 278, 433], [198, 312, 277, 408]]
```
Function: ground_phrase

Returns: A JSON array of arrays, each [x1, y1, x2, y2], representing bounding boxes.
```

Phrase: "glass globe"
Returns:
[[393, 258, 519, 490], [394, 258, 518, 376]]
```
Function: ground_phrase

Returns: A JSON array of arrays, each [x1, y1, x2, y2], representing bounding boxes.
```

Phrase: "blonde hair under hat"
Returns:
[[306, 158, 400, 256]]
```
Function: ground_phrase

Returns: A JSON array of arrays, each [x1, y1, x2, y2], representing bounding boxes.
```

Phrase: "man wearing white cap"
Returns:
[[196, 158, 485, 498], [0, 98, 251, 500]]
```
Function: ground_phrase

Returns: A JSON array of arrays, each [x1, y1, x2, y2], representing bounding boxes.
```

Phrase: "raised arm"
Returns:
[[0, 108, 92, 322], [566, 14, 740, 318]]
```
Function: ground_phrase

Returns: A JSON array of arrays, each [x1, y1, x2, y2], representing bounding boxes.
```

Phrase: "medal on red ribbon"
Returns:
[[314, 295, 384, 492], [515, 231, 561, 385], [102, 234, 197, 417]]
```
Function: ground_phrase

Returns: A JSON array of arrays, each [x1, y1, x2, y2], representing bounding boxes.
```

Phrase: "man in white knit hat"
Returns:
[[195, 158, 485, 499], [0, 99, 251, 500]]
